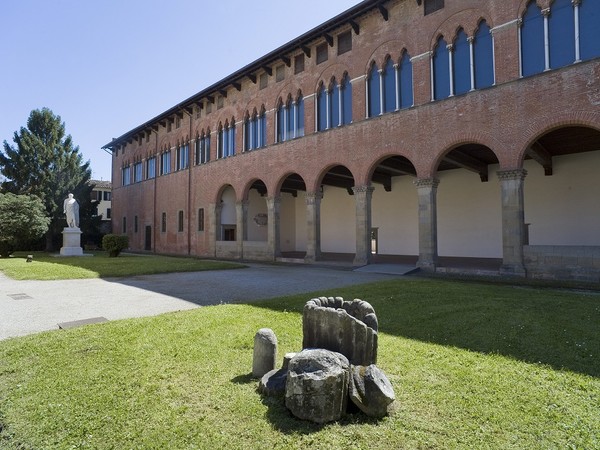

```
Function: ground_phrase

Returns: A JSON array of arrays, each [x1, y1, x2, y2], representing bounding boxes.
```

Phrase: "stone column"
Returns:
[[236, 200, 248, 259], [415, 178, 440, 271], [497, 169, 527, 277], [267, 195, 281, 260], [353, 185, 375, 266], [208, 203, 221, 257], [305, 192, 322, 263]]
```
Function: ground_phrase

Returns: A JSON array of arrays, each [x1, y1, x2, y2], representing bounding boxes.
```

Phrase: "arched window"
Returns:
[[243, 114, 251, 151], [341, 74, 352, 125], [453, 29, 471, 95], [227, 119, 235, 157], [521, 1, 545, 77], [579, 0, 600, 61], [433, 36, 451, 100], [367, 62, 381, 116], [258, 106, 267, 147], [474, 20, 494, 89], [218, 122, 234, 158], [196, 130, 210, 164], [549, 0, 575, 69], [276, 99, 285, 142], [331, 78, 340, 127], [317, 83, 328, 131], [296, 95, 305, 137], [399, 51, 413, 109], [285, 96, 294, 139], [383, 58, 396, 113]]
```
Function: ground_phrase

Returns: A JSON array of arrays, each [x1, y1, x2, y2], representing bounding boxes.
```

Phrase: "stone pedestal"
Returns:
[[60, 227, 83, 256]]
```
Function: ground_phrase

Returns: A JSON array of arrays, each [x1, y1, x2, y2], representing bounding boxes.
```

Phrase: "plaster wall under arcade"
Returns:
[[246, 189, 268, 242], [524, 151, 600, 246]]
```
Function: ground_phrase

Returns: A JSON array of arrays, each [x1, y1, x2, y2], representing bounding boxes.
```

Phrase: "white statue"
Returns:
[[63, 193, 80, 228]]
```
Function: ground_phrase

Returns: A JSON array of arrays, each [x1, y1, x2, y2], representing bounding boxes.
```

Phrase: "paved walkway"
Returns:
[[0, 263, 400, 340]]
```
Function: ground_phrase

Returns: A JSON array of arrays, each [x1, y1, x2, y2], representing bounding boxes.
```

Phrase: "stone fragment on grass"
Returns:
[[252, 328, 277, 378], [348, 364, 395, 418], [258, 352, 297, 397], [285, 349, 350, 423]]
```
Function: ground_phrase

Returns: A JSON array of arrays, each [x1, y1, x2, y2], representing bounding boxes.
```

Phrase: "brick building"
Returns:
[[104, 0, 600, 282]]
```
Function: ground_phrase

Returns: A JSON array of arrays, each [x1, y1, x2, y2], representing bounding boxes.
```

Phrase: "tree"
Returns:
[[0, 108, 93, 250], [0, 193, 50, 257]]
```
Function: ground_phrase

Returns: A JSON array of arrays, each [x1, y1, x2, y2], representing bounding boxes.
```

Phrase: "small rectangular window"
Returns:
[[106, 208, 111, 219], [259, 73, 268, 90], [161, 212, 167, 233], [316, 43, 328, 65], [134, 215, 138, 233], [206, 102, 212, 114], [424, 0, 444, 15], [178, 210, 184, 232], [294, 54, 305, 74], [198, 208, 205, 232], [217, 96, 224, 109], [276, 65, 285, 82], [337, 31, 352, 55], [104, 191, 111, 201], [122, 216, 127, 234]]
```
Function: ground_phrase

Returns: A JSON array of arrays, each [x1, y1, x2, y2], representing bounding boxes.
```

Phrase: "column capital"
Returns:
[[414, 178, 440, 189], [305, 192, 323, 205], [352, 185, 375, 195], [267, 195, 282, 205], [572, 0, 581, 6], [541, 8, 551, 17], [446, 43, 454, 51], [497, 168, 527, 181], [467, 36, 475, 43]]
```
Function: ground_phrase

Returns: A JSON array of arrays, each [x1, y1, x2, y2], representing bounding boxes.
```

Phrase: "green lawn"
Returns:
[[0, 278, 598, 449], [0, 251, 244, 279]]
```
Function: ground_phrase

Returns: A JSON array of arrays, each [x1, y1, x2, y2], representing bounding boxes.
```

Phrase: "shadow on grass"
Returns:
[[247, 279, 600, 378], [257, 390, 380, 434]]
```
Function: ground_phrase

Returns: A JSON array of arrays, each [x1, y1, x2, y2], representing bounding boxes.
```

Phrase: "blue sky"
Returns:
[[0, 0, 361, 182]]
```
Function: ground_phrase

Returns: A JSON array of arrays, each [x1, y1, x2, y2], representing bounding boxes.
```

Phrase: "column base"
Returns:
[[417, 258, 438, 272], [499, 264, 527, 277]]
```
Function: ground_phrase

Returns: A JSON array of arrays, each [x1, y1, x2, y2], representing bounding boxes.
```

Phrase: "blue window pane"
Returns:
[[205, 136, 210, 161], [453, 30, 471, 95], [383, 59, 396, 112], [332, 82, 341, 127], [433, 36, 451, 100], [549, 0, 575, 69], [474, 21, 494, 89], [222, 129, 228, 157], [399, 52, 413, 109], [277, 106, 284, 141], [521, 1, 545, 77], [368, 64, 381, 116], [229, 126, 235, 156], [580, 0, 600, 60], [297, 98, 305, 136], [244, 120, 250, 151], [342, 76, 352, 124], [286, 103, 294, 139], [317, 86, 327, 131]]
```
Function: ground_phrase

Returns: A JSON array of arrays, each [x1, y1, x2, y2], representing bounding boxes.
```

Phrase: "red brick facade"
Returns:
[[107, 0, 600, 281]]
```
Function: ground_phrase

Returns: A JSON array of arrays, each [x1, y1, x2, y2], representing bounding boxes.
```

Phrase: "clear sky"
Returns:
[[0, 0, 361, 182]]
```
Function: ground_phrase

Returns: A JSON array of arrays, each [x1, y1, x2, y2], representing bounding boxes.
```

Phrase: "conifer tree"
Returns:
[[0, 108, 93, 250]]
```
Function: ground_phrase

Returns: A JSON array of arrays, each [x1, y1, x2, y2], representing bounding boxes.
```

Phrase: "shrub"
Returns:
[[102, 234, 129, 257]]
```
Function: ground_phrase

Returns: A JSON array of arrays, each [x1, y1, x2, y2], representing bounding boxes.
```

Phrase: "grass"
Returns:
[[0, 251, 244, 279], [0, 278, 598, 449]]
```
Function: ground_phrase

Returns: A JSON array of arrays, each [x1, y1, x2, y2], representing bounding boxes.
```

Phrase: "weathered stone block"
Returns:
[[285, 349, 350, 423]]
